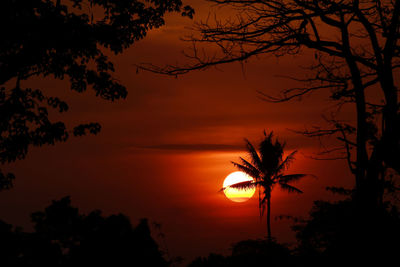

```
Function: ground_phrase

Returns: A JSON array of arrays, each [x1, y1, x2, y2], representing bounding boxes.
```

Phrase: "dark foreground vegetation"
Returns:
[[0, 197, 168, 266], [190, 196, 400, 267], [1, 194, 399, 266]]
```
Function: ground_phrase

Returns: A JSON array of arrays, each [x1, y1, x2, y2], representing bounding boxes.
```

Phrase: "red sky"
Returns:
[[0, 0, 355, 263]]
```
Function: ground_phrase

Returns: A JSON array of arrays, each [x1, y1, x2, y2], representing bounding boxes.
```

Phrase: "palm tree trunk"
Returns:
[[267, 196, 272, 242]]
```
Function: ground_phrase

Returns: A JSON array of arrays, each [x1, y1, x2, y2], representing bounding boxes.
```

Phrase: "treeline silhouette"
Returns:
[[2, 194, 399, 266], [0, 197, 168, 266], [189, 196, 400, 267]]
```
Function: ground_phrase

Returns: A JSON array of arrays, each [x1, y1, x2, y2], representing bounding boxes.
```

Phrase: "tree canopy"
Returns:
[[142, 0, 400, 206], [0, 0, 194, 189]]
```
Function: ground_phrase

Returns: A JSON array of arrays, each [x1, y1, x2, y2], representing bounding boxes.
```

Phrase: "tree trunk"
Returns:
[[364, 146, 385, 208], [340, 20, 369, 191], [381, 0, 400, 175], [267, 196, 272, 242]]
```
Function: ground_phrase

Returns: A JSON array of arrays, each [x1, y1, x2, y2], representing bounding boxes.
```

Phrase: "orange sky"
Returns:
[[0, 0, 355, 263]]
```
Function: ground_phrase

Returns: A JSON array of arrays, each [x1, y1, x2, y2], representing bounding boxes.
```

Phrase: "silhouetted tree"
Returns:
[[0, 196, 169, 266], [142, 0, 400, 207], [226, 131, 306, 241], [293, 197, 400, 266], [0, 0, 194, 189]]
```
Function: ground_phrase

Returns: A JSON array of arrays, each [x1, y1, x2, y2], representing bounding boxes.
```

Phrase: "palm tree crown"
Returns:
[[226, 131, 306, 241]]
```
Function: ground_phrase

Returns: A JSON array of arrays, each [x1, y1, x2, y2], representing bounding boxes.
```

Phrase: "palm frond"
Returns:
[[231, 161, 259, 179], [225, 180, 257, 190], [239, 157, 261, 178], [279, 183, 303, 194], [244, 138, 263, 171], [259, 132, 285, 172], [275, 150, 297, 174], [239, 157, 261, 175], [277, 174, 307, 183]]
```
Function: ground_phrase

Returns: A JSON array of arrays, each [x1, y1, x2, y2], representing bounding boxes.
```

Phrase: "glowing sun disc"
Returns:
[[223, 171, 255, 202]]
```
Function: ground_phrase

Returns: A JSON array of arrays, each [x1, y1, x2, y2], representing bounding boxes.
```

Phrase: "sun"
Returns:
[[222, 171, 256, 202]]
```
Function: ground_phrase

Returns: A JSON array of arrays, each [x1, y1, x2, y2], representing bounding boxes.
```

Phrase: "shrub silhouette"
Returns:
[[0, 196, 168, 266]]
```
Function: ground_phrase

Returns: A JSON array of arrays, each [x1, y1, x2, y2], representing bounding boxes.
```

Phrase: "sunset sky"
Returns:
[[0, 0, 355, 262]]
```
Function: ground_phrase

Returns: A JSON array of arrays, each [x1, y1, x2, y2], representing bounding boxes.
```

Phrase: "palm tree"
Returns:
[[226, 131, 306, 241]]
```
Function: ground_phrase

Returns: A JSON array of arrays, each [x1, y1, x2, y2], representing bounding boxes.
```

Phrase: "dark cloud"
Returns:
[[138, 143, 244, 152]]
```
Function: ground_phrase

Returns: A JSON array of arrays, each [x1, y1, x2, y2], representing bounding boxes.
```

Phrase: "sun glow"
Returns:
[[222, 171, 256, 202]]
